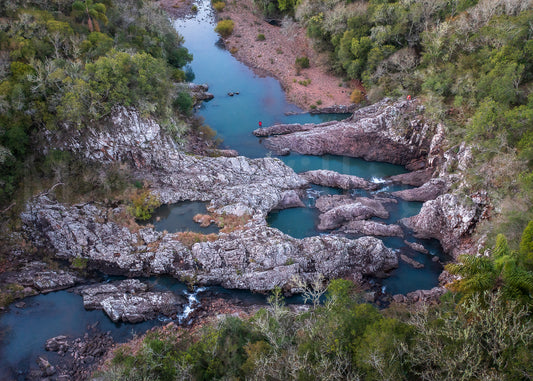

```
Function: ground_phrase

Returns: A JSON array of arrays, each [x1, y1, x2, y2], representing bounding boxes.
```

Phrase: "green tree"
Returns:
[[72, 0, 108, 32]]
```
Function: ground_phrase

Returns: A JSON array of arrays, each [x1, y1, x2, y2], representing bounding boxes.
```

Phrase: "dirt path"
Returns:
[[220, 0, 353, 110]]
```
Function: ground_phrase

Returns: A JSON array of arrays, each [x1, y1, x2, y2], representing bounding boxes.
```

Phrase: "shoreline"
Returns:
[[221, 0, 353, 111], [162, 0, 354, 111]]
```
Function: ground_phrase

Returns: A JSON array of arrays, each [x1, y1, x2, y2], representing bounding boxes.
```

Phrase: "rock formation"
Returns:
[[300, 170, 380, 191], [254, 99, 432, 167], [392, 178, 449, 202], [401, 192, 489, 258], [315, 195, 394, 230], [77, 279, 187, 323], [22, 195, 398, 294], [340, 220, 404, 237]]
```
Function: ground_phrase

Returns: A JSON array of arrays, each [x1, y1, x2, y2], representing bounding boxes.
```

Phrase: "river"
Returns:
[[0, 1, 445, 378]]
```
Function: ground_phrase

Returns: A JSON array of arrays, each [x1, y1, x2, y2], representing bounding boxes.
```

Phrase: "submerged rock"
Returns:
[[404, 240, 429, 254], [77, 279, 187, 323], [400, 254, 425, 269]]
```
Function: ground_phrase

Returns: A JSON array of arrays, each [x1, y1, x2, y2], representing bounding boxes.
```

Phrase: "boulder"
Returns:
[[187, 83, 214, 102], [300, 170, 379, 191], [315, 195, 392, 230], [341, 220, 404, 237], [45, 335, 69, 353], [392, 178, 449, 202], [77, 279, 187, 323]]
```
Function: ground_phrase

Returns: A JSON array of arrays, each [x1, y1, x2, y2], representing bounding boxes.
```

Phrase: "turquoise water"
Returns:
[[0, 290, 162, 379], [173, 2, 348, 159], [172, 0, 444, 296], [143, 201, 219, 234]]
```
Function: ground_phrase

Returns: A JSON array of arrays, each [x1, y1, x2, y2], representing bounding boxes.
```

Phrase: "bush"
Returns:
[[127, 188, 161, 221], [173, 91, 193, 116], [215, 19, 234, 38], [295, 56, 310, 70], [256, 33, 265, 41], [213, 1, 225, 12], [350, 88, 365, 104]]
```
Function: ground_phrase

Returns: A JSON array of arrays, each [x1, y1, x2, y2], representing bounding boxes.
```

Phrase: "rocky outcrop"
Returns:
[[41, 327, 115, 380], [254, 99, 432, 167], [386, 169, 433, 187], [340, 220, 404, 237], [392, 286, 446, 304], [401, 192, 489, 258], [150, 154, 308, 215], [187, 83, 214, 103], [77, 279, 187, 323], [40, 106, 308, 216], [315, 195, 393, 230], [4, 261, 82, 293], [300, 170, 379, 191], [22, 195, 398, 293], [21, 196, 190, 277], [392, 178, 449, 202], [310, 104, 358, 114], [189, 228, 398, 292]]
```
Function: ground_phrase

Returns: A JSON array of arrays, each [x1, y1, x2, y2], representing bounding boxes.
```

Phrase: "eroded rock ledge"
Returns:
[[22, 195, 398, 293], [254, 98, 431, 167], [77, 279, 187, 323]]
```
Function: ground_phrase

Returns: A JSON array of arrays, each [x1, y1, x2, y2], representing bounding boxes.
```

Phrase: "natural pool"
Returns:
[[142, 201, 219, 234]]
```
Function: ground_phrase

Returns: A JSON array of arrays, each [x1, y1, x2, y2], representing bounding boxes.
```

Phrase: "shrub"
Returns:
[[173, 91, 193, 116], [215, 19, 234, 38], [295, 56, 310, 70], [71, 257, 88, 270], [350, 88, 365, 104], [256, 33, 265, 41], [127, 189, 161, 221], [213, 1, 225, 12], [177, 231, 218, 248]]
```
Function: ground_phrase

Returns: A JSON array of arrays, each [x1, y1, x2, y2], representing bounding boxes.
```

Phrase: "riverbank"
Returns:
[[216, 0, 353, 111]]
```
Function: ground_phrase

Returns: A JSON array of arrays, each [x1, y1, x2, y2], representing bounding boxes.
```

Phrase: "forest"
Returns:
[[0, 0, 193, 204]]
